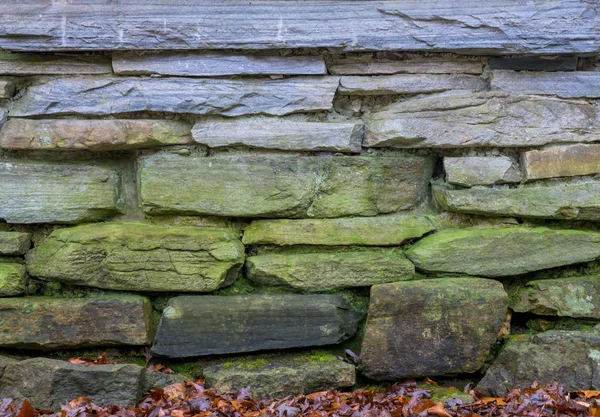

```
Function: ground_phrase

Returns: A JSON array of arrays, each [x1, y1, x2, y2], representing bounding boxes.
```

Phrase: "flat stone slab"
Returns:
[[478, 327, 600, 396], [139, 153, 434, 218], [405, 227, 600, 277], [243, 214, 436, 246], [0, 52, 111, 75], [444, 156, 521, 186], [488, 56, 577, 72], [246, 248, 415, 291], [359, 278, 507, 380], [0, 263, 26, 297], [0, 232, 30, 255], [152, 295, 359, 357], [338, 74, 485, 95], [27, 222, 245, 292], [364, 91, 600, 148], [0, 119, 193, 151], [0, 161, 121, 224], [492, 70, 600, 98], [0, 295, 151, 349], [0, 79, 15, 98], [113, 52, 326, 76], [192, 117, 362, 153], [328, 55, 484, 75], [521, 144, 600, 181], [10, 76, 339, 117]]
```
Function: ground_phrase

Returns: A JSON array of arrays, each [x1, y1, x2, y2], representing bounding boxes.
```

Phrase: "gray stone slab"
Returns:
[[0, 52, 111, 75], [444, 156, 521, 186], [492, 70, 600, 98], [328, 56, 484, 75], [488, 56, 577, 71], [338, 74, 485, 95]]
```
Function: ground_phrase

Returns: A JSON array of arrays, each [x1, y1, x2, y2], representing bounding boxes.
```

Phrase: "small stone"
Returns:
[[0, 79, 15, 98], [328, 56, 484, 75], [0, 232, 30, 255], [444, 156, 521, 186], [0, 52, 112, 75], [492, 70, 600, 98], [0, 109, 6, 128], [0, 263, 26, 296], [142, 371, 186, 392], [521, 144, 600, 180], [488, 56, 577, 72], [338, 74, 485, 95]]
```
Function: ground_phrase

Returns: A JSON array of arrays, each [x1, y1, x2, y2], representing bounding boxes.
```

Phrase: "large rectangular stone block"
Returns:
[[444, 156, 521, 186], [338, 74, 485, 95], [0, 52, 111, 75], [328, 55, 484, 75], [0, 232, 30, 255], [521, 144, 600, 180], [492, 70, 600, 98]]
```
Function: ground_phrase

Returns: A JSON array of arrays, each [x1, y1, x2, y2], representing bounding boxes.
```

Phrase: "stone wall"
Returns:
[[0, 0, 600, 408]]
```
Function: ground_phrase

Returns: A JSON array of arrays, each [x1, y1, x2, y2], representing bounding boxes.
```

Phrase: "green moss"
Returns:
[[417, 384, 474, 404], [214, 278, 256, 296]]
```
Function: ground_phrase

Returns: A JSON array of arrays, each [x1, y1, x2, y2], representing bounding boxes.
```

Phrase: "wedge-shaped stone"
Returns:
[[0, 296, 151, 349], [0, 232, 30, 255], [405, 227, 600, 277], [192, 118, 362, 153], [0, 119, 193, 151], [113, 52, 326, 76], [0, 161, 121, 224], [152, 295, 359, 357], [433, 180, 600, 221], [359, 278, 507, 380], [27, 223, 245, 292], [139, 153, 434, 218], [478, 327, 600, 396], [488, 57, 577, 72], [338, 74, 485, 95], [0, 79, 15, 98], [328, 56, 484, 75], [365, 92, 600, 148], [0, 52, 111, 75], [444, 156, 521, 186], [0, 263, 26, 296], [243, 214, 436, 246], [492, 70, 600, 98], [10, 76, 339, 117], [521, 144, 600, 181], [246, 249, 414, 291]]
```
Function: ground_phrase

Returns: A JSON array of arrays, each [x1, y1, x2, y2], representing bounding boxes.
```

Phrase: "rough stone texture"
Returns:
[[521, 144, 600, 181], [338, 74, 485, 95], [242, 214, 437, 246], [444, 156, 521, 186], [432, 180, 600, 221], [139, 153, 434, 218], [0, 109, 6, 128], [27, 223, 245, 292], [0, 119, 193, 151], [359, 278, 508, 380], [0, 296, 151, 349], [142, 371, 186, 393], [0, 263, 26, 297], [10, 76, 339, 117], [0, 79, 15, 98], [0, 232, 30, 255], [246, 249, 415, 291], [113, 52, 326, 76], [0, 161, 121, 224], [478, 327, 600, 396], [0, 357, 144, 409], [192, 118, 362, 153], [0, 1, 598, 54], [488, 56, 577, 72], [511, 277, 600, 319], [364, 91, 600, 148], [405, 227, 600, 277], [152, 295, 359, 357], [328, 56, 484, 75], [204, 352, 355, 398], [492, 70, 600, 98], [0, 52, 111, 75]]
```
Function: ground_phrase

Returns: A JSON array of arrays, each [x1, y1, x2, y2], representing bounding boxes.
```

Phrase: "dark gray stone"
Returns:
[[492, 70, 600, 98], [328, 55, 484, 75], [488, 56, 577, 72], [0, 79, 15, 98], [0, 52, 111, 75]]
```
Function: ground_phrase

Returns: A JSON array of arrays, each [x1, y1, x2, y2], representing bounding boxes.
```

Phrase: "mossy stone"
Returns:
[[0, 232, 30, 256], [0, 262, 26, 297]]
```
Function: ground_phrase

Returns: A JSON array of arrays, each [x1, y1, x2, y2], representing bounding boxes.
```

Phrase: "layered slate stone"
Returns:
[[511, 277, 600, 319], [0, 79, 15, 98], [0, 232, 30, 255], [0, 109, 6, 128], [364, 92, 600, 148], [0, 263, 26, 297], [113, 52, 326, 76], [243, 214, 436, 246], [328, 55, 484, 75], [0, 119, 193, 151], [152, 295, 359, 357], [405, 227, 600, 277], [27, 223, 245, 292], [191, 118, 362, 153], [359, 278, 508, 380], [246, 249, 414, 291], [10, 76, 339, 117], [478, 327, 600, 396], [338, 74, 485, 95], [488, 56, 577, 72], [0, 296, 151, 349], [0, 161, 121, 224], [0, 52, 111, 75], [139, 153, 434, 218], [444, 156, 521, 186], [492, 70, 600, 98], [521, 144, 600, 180], [432, 180, 600, 221]]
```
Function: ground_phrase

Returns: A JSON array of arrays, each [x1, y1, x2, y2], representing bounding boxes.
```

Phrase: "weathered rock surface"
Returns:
[[432, 180, 600, 221], [488, 56, 577, 72], [405, 227, 600, 277], [10, 76, 339, 117], [444, 156, 521, 186], [0, 161, 121, 224], [139, 153, 434, 218], [152, 295, 359, 357], [27, 223, 245, 292], [338, 74, 485, 95], [246, 249, 414, 291], [0, 119, 193, 151], [521, 144, 600, 181], [0, 52, 111, 75], [243, 214, 436, 246], [0, 296, 151, 349], [0, 263, 26, 296], [359, 278, 508, 380], [113, 52, 326, 76], [0, 109, 6, 127], [204, 352, 355, 398], [328, 56, 484, 75], [0, 79, 15, 98], [365, 92, 600, 148], [478, 327, 600, 396], [0, 232, 30, 255], [492, 70, 600, 98], [511, 277, 600, 319], [191, 118, 362, 153]]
